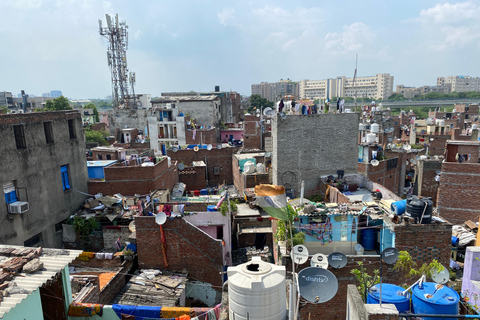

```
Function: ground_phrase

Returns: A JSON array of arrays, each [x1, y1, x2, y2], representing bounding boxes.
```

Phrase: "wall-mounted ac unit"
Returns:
[[8, 201, 29, 214]]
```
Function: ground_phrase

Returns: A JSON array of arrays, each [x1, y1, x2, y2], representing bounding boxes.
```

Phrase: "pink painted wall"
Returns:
[[220, 130, 243, 142], [198, 226, 218, 239]]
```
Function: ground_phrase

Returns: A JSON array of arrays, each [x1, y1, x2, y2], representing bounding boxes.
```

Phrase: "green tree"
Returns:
[[248, 94, 274, 113], [388, 93, 406, 100], [85, 129, 109, 145], [84, 102, 100, 122], [45, 95, 72, 111], [0, 105, 8, 114]]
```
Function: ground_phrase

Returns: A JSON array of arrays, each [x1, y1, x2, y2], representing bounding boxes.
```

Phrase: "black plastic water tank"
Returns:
[[405, 197, 432, 224]]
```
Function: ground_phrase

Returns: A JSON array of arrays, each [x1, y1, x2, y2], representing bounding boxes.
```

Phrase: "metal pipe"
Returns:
[[402, 275, 425, 296], [399, 314, 477, 318]]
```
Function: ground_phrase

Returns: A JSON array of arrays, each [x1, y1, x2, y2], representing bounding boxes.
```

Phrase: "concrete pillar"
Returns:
[[471, 129, 479, 141], [365, 304, 399, 320]]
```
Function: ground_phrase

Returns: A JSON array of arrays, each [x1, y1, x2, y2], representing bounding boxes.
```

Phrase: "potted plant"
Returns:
[[123, 249, 135, 260]]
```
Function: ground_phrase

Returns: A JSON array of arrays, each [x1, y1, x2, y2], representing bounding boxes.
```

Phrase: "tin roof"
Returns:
[[0, 245, 81, 319]]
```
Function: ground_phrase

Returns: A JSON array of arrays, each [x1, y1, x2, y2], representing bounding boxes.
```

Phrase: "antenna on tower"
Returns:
[[99, 13, 135, 109]]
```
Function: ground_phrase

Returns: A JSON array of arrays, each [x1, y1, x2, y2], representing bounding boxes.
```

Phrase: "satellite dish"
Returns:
[[381, 247, 399, 265], [410, 159, 416, 165], [415, 156, 421, 160], [291, 245, 309, 265], [388, 137, 393, 142], [435, 170, 441, 175], [263, 107, 273, 116], [328, 252, 347, 269], [171, 146, 179, 152], [403, 145, 412, 151], [178, 163, 185, 170], [371, 159, 380, 166], [362, 194, 373, 203], [207, 144, 213, 151], [298, 267, 338, 304], [194, 146, 200, 152], [431, 264, 449, 284], [216, 144, 222, 149], [265, 152, 272, 158], [155, 212, 167, 225], [279, 112, 287, 120], [310, 253, 329, 269]]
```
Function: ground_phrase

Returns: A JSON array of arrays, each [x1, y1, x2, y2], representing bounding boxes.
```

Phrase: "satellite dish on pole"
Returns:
[[155, 212, 167, 225], [371, 159, 380, 166], [178, 163, 185, 170], [207, 144, 213, 150], [381, 247, 399, 265], [328, 252, 348, 269], [291, 245, 309, 265], [279, 112, 287, 120], [171, 146, 179, 153], [216, 144, 222, 149], [298, 267, 338, 303], [431, 264, 449, 284], [310, 253, 329, 269]]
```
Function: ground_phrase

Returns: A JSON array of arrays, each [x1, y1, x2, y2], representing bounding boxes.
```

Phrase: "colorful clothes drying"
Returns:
[[161, 307, 195, 318], [67, 302, 103, 317]]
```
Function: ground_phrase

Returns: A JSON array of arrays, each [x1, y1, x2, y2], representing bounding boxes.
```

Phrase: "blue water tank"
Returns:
[[367, 283, 410, 312], [391, 199, 407, 215], [200, 189, 208, 195], [412, 282, 459, 319], [207, 205, 217, 212], [361, 228, 376, 250]]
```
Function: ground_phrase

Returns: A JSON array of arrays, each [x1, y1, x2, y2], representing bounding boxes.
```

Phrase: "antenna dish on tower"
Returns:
[[298, 267, 338, 304], [381, 247, 399, 265]]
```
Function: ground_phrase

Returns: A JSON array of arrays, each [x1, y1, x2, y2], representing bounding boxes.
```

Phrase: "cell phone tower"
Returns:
[[99, 14, 133, 109]]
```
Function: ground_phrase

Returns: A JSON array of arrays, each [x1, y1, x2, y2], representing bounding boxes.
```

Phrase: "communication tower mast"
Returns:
[[98, 14, 134, 108]]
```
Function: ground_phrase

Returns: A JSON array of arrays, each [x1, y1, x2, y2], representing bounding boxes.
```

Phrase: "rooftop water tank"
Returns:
[[405, 196, 432, 224], [412, 282, 459, 319], [367, 283, 410, 312], [366, 133, 377, 143], [473, 124, 479, 130], [256, 163, 265, 174], [371, 123, 380, 133], [436, 119, 445, 126], [228, 256, 286, 320], [243, 161, 256, 174], [359, 123, 365, 131]]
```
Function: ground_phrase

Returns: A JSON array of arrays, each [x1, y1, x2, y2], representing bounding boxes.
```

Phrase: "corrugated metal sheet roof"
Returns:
[[0, 245, 81, 319]]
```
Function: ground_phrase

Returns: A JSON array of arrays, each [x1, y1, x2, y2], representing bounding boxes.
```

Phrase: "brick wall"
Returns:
[[136, 216, 224, 287], [417, 159, 442, 205], [243, 114, 262, 149], [358, 157, 401, 194], [179, 165, 207, 191], [394, 222, 451, 266], [185, 128, 217, 145], [88, 157, 178, 196], [91, 123, 107, 132], [437, 161, 480, 224], [167, 147, 239, 186], [103, 226, 132, 251]]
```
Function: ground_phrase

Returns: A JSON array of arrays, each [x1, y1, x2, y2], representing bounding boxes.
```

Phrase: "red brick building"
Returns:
[[136, 216, 224, 287], [437, 140, 480, 224], [88, 156, 178, 196]]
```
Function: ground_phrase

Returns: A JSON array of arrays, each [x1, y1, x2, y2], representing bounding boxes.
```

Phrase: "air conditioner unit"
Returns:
[[8, 201, 29, 214]]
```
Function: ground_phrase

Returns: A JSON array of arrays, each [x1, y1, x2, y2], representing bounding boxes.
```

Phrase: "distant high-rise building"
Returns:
[[437, 76, 480, 93], [50, 90, 62, 98], [251, 79, 299, 101]]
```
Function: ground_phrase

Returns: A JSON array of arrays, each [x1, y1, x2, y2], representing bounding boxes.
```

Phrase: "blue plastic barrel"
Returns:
[[361, 228, 376, 250], [412, 282, 459, 319], [391, 199, 407, 215], [207, 205, 217, 212], [367, 283, 410, 312], [200, 189, 208, 195], [452, 236, 459, 246]]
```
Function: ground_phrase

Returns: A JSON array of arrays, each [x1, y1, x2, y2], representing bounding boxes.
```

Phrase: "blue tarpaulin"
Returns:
[[112, 305, 161, 319]]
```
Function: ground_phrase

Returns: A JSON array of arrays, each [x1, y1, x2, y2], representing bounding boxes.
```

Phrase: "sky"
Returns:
[[0, 0, 479, 99]]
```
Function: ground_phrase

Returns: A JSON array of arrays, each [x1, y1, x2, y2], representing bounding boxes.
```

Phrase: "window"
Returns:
[[43, 121, 54, 144], [106, 154, 111, 160], [3, 181, 17, 204], [13, 124, 26, 149], [97, 154, 102, 160], [60, 165, 71, 191], [68, 119, 76, 139], [24, 232, 42, 247]]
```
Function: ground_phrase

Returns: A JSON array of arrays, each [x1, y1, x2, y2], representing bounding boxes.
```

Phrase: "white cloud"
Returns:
[[420, 1, 480, 24], [325, 22, 375, 52], [218, 8, 235, 26]]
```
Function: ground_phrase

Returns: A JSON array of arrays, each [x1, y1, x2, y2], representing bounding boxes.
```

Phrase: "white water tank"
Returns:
[[359, 123, 365, 131], [345, 108, 352, 113], [473, 124, 478, 130], [167, 156, 171, 167], [366, 133, 377, 143], [436, 119, 445, 126], [453, 108, 457, 113], [243, 161, 256, 174], [228, 257, 286, 320], [256, 163, 265, 174], [371, 123, 380, 133]]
